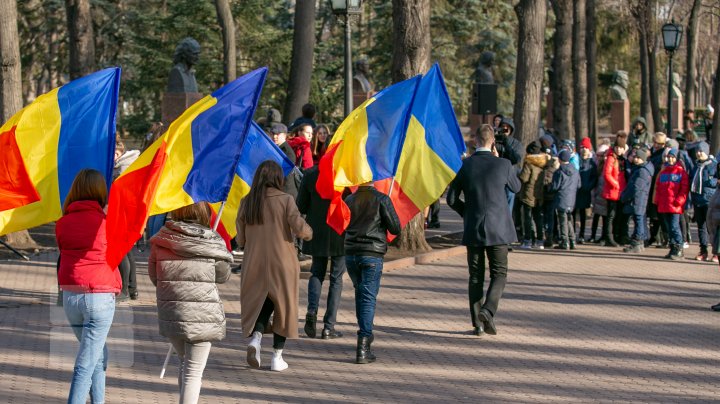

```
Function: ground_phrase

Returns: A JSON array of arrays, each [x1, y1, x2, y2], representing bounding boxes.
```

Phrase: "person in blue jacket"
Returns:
[[551, 150, 581, 250], [689, 141, 718, 261], [620, 148, 654, 253]]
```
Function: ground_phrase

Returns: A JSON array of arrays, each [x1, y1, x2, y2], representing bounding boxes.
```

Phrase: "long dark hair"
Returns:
[[241, 160, 285, 225], [63, 169, 108, 214]]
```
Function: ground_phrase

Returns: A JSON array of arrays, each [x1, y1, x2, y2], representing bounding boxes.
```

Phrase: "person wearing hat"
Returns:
[[653, 147, 690, 260], [551, 149, 581, 250], [560, 140, 580, 171], [690, 141, 718, 261], [601, 131, 630, 247], [629, 117, 651, 149], [575, 138, 598, 243], [518, 141, 549, 250], [619, 148, 654, 253]]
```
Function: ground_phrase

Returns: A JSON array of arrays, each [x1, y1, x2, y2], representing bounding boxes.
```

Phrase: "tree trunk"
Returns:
[[214, 0, 236, 84], [1, 1, 38, 249], [684, 0, 702, 114], [391, 0, 431, 253], [639, 32, 652, 130], [283, 0, 316, 124], [709, 48, 720, 155], [572, 0, 588, 144], [550, 0, 573, 139], [648, 40, 663, 135], [586, 0, 598, 147], [513, 0, 547, 146], [65, 0, 95, 80]]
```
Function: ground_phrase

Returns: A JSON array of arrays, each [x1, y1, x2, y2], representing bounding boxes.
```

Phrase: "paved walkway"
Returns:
[[1, 241, 719, 403]]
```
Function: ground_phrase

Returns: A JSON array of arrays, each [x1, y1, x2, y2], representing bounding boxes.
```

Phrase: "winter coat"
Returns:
[[601, 150, 627, 201], [497, 135, 524, 166], [148, 221, 233, 342], [690, 158, 718, 208], [620, 162, 654, 215], [235, 188, 313, 338], [518, 154, 548, 207], [551, 163, 581, 211], [569, 153, 580, 171], [678, 149, 695, 173], [576, 157, 598, 209], [653, 163, 689, 214], [56, 200, 122, 294], [279, 142, 299, 198], [113, 150, 140, 180], [287, 136, 314, 170], [629, 117, 651, 147], [297, 166, 345, 257]]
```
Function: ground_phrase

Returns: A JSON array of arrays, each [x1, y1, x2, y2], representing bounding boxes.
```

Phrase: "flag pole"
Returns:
[[388, 177, 396, 198], [212, 201, 226, 231], [160, 344, 173, 378]]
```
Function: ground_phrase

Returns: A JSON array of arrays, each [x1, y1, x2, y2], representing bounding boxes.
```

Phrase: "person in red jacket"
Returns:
[[56, 168, 120, 404], [654, 147, 690, 260], [287, 123, 314, 170], [601, 132, 629, 247]]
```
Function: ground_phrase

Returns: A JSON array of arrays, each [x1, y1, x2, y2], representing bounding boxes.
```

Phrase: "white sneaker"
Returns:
[[519, 240, 532, 249], [683, 242, 689, 249], [270, 349, 288, 371], [247, 331, 262, 368], [533, 241, 545, 250]]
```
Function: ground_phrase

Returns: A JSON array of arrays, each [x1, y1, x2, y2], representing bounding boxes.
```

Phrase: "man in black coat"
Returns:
[[297, 166, 346, 339], [447, 124, 522, 336]]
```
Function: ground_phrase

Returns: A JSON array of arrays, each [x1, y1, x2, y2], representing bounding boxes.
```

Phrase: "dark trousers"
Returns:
[[543, 203, 555, 243], [605, 200, 629, 242], [590, 214, 606, 241], [466, 245, 508, 327], [695, 205, 709, 248], [521, 203, 543, 242], [253, 297, 286, 349], [307, 256, 346, 330], [118, 250, 137, 296], [648, 203, 667, 244], [573, 208, 588, 240], [428, 200, 440, 226], [556, 208, 575, 246]]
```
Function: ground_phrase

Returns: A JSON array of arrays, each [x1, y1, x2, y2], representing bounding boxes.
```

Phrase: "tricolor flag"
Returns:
[[316, 76, 421, 233], [106, 67, 267, 268], [0, 68, 120, 235], [211, 121, 295, 237], [0, 127, 39, 211]]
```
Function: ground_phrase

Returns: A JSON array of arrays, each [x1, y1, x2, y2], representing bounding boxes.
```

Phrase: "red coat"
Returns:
[[287, 136, 314, 169], [56, 200, 121, 294], [601, 151, 626, 201], [654, 163, 689, 214]]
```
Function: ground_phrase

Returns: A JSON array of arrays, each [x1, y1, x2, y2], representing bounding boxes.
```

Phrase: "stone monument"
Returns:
[[162, 37, 204, 125], [610, 70, 630, 134], [671, 72, 683, 132], [469, 51, 496, 135], [352, 58, 373, 108]]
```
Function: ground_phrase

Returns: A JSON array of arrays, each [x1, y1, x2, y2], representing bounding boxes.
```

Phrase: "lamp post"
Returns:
[[662, 20, 683, 135], [332, 0, 362, 117]]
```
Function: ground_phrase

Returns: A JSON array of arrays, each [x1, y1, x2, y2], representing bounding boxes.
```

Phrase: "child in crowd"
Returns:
[[518, 141, 548, 249], [601, 132, 629, 247], [575, 138, 597, 243], [620, 148, 654, 253], [654, 148, 690, 260], [551, 150, 581, 250], [689, 142, 718, 261]]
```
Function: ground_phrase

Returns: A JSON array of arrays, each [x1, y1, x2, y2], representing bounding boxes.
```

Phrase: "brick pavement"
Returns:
[[1, 242, 719, 403]]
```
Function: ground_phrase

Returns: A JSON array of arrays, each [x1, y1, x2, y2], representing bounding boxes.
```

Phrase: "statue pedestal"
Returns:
[[162, 92, 203, 126], [610, 99, 630, 134], [672, 97, 683, 133], [353, 91, 372, 110]]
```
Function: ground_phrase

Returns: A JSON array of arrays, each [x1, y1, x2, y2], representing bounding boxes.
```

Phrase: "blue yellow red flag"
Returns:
[[106, 67, 267, 267], [0, 68, 120, 235]]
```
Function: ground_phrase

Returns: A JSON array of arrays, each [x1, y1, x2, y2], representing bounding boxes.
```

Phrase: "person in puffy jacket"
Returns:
[[149, 202, 233, 403], [56, 169, 121, 404], [551, 150, 581, 250], [601, 132, 629, 247], [689, 141, 718, 261], [620, 148, 654, 253], [518, 141, 548, 249], [654, 148, 690, 260]]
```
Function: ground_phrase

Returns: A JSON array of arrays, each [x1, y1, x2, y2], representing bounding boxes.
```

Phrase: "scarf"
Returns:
[[691, 159, 712, 195]]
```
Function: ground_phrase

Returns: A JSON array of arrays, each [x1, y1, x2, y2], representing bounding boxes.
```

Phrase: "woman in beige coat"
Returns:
[[236, 160, 312, 372]]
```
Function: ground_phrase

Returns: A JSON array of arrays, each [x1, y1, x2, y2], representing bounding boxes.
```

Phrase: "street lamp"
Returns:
[[662, 20, 683, 135], [332, 0, 362, 117]]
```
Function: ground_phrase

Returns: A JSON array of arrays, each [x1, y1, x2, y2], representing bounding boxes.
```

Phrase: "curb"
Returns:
[[384, 245, 466, 273]]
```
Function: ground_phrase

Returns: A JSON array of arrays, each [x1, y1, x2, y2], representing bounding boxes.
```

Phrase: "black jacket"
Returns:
[[447, 150, 521, 247], [497, 135, 524, 166], [621, 162, 654, 215], [551, 163, 581, 211], [344, 187, 401, 257], [576, 157, 598, 209], [297, 166, 345, 257]]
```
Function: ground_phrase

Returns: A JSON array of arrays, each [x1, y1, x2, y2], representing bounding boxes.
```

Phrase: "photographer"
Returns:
[[495, 118, 524, 167]]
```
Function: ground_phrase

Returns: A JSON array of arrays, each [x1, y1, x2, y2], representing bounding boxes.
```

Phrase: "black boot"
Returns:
[[356, 336, 376, 364], [304, 313, 317, 338]]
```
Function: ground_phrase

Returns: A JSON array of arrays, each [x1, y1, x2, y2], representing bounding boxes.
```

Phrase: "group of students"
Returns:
[[54, 106, 402, 404], [514, 117, 717, 262]]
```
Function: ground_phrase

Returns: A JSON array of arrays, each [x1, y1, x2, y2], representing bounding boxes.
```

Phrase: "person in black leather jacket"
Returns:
[[343, 183, 401, 364]]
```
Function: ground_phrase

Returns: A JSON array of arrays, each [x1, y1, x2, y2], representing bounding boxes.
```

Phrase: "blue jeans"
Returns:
[[307, 256, 346, 330], [661, 213, 683, 246], [63, 292, 115, 404], [346, 255, 383, 338], [631, 214, 647, 241]]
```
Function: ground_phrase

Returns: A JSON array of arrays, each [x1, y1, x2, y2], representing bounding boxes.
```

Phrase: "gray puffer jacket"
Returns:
[[149, 220, 233, 342]]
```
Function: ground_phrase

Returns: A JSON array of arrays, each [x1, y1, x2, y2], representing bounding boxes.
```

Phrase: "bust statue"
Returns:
[[474, 51, 495, 84], [609, 70, 629, 101], [353, 58, 373, 94], [167, 38, 200, 93], [671, 72, 682, 99]]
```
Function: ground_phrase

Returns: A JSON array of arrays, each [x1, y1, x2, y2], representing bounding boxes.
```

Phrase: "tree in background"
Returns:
[[513, 0, 547, 146], [710, 47, 720, 153], [572, 0, 589, 143], [284, 0, 316, 124], [684, 0, 702, 115], [586, 0, 598, 145], [550, 0, 573, 139], [215, 0, 236, 84], [65, 0, 95, 80]]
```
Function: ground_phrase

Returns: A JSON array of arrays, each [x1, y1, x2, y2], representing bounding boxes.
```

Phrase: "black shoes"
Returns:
[[321, 328, 343, 339], [231, 265, 242, 274], [664, 244, 683, 260], [473, 323, 485, 336], [623, 243, 644, 253], [129, 291, 139, 300], [356, 336, 376, 364], [711, 302, 720, 312], [477, 308, 497, 335], [304, 313, 317, 338], [553, 244, 569, 250]]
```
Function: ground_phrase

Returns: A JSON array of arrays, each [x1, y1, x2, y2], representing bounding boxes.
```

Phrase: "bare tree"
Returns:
[[572, 0, 588, 144], [586, 0, 598, 146], [284, 0, 316, 124], [513, 0, 548, 146], [710, 47, 720, 154], [215, 0, 236, 84], [684, 0, 702, 113], [550, 0, 573, 139], [630, 0, 657, 133], [65, 0, 95, 80], [391, 0, 431, 253]]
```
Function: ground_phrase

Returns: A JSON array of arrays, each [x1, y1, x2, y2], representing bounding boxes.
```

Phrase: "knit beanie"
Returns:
[[558, 149, 571, 163]]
